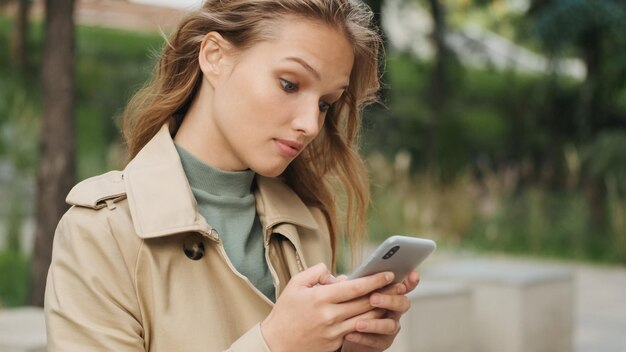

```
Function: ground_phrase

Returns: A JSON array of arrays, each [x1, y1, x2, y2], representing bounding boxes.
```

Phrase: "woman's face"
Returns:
[[192, 17, 354, 177]]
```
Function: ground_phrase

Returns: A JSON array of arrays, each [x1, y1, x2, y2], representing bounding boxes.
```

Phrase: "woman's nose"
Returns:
[[292, 103, 322, 137]]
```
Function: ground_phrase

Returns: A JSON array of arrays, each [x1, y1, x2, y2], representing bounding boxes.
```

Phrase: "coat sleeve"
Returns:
[[224, 323, 272, 351], [45, 207, 145, 351]]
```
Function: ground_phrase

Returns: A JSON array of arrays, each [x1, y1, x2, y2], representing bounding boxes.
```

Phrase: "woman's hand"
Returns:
[[260, 263, 395, 352], [341, 271, 421, 351]]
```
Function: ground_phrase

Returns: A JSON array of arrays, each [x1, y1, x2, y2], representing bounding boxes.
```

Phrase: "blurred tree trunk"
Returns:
[[426, 0, 447, 167], [30, 0, 76, 307], [9, 0, 31, 68], [363, 0, 384, 41], [580, 30, 606, 228], [363, 0, 388, 103]]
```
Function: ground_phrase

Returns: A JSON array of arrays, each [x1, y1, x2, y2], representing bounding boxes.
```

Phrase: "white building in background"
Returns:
[[382, 0, 585, 80]]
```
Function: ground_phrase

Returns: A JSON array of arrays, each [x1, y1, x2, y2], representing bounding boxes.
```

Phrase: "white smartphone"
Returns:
[[348, 235, 436, 284]]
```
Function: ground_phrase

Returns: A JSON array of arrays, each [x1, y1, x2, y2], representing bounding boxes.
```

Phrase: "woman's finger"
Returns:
[[344, 331, 394, 350], [377, 271, 421, 296], [405, 271, 420, 292], [323, 271, 394, 303], [384, 309, 402, 322], [350, 307, 387, 321], [336, 274, 348, 281], [375, 281, 404, 295], [334, 296, 375, 322], [370, 292, 411, 314], [355, 318, 400, 335]]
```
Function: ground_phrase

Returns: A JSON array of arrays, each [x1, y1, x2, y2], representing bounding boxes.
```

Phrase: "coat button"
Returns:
[[182, 236, 205, 260]]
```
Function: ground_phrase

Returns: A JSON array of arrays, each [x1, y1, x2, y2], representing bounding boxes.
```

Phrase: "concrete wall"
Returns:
[[390, 258, 574, 352]]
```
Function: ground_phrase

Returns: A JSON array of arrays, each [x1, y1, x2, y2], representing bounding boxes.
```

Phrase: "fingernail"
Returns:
[[357, 321, 368, 331], [371, 293, 381, 305], [346, 333, 357, 341], [385, 272, 394, 282]]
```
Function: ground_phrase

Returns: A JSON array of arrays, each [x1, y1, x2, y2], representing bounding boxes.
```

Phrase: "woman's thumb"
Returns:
[[293, 262, 333, 287]]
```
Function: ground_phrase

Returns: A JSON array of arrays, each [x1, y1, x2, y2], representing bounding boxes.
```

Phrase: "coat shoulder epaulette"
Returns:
[[66, 170, 127, 210]]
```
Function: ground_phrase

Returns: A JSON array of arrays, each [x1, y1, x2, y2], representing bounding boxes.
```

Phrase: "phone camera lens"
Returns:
[[382, 246, 400, 260]]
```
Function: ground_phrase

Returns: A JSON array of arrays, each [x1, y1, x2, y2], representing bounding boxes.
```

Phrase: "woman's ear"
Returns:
[[198, 32, 232, 88]]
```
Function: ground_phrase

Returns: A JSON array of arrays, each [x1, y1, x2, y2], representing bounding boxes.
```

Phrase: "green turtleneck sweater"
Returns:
[[175, 144, 275, 302]]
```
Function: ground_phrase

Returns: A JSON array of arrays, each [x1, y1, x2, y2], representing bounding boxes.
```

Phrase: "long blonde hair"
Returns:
[[123, 0, 382, 268]]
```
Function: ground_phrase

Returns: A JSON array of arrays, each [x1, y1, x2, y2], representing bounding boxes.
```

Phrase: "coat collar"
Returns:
[[123, 124, 318, 239]]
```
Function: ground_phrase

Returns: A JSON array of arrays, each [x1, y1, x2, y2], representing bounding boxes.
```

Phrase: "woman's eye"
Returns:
[[319, 101, 331, 113], [280, 78, 298, 92]]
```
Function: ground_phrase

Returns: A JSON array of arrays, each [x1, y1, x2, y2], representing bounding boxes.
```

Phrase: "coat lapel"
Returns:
[[123, 124, 319, 246]]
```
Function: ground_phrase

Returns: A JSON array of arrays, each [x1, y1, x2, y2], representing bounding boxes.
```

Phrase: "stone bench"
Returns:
[[423, 258, 574, 352], [388, 281, 473, 352], [0, 307, 46, 352]]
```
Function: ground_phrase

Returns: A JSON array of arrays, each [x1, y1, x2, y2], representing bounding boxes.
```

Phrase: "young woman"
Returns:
[[44, 0, 420, 351]]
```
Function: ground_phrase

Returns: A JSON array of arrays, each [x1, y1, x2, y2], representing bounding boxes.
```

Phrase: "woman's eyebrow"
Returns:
[[282, 56, 349, 90], [284, 56, 321, 80]]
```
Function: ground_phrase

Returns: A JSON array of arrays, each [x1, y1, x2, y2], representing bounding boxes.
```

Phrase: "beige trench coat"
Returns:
[[44, 124, 333, 351]]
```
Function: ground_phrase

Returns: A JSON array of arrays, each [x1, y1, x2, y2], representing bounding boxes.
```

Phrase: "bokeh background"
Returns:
[[0, 0, 625, 351]]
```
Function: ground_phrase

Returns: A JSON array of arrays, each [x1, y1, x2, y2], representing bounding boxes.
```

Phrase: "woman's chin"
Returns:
[[251, 162, 290, 178]]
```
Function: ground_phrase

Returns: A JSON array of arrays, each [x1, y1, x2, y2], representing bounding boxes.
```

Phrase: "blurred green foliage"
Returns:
[[583, 131, 626, 192], [365, 55, 580, 178], [0, 17, 162, 178], [0, 0, 625, 310], [361, 0, 625, 263], [0, 250, 30, 307], [0, 16, 162, 306], [468, 189, 606, 260], [366, 154, 626, 264], [74, 26, 162, 176]]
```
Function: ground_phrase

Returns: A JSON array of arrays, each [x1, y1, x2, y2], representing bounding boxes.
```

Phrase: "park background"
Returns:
[[0, 0, 625, 351]]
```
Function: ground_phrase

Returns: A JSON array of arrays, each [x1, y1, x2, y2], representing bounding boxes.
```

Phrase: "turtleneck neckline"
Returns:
[[175, 143, 255, 198]]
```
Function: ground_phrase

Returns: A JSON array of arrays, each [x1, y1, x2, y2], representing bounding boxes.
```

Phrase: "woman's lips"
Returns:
[[274, 138, 303, 158]]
